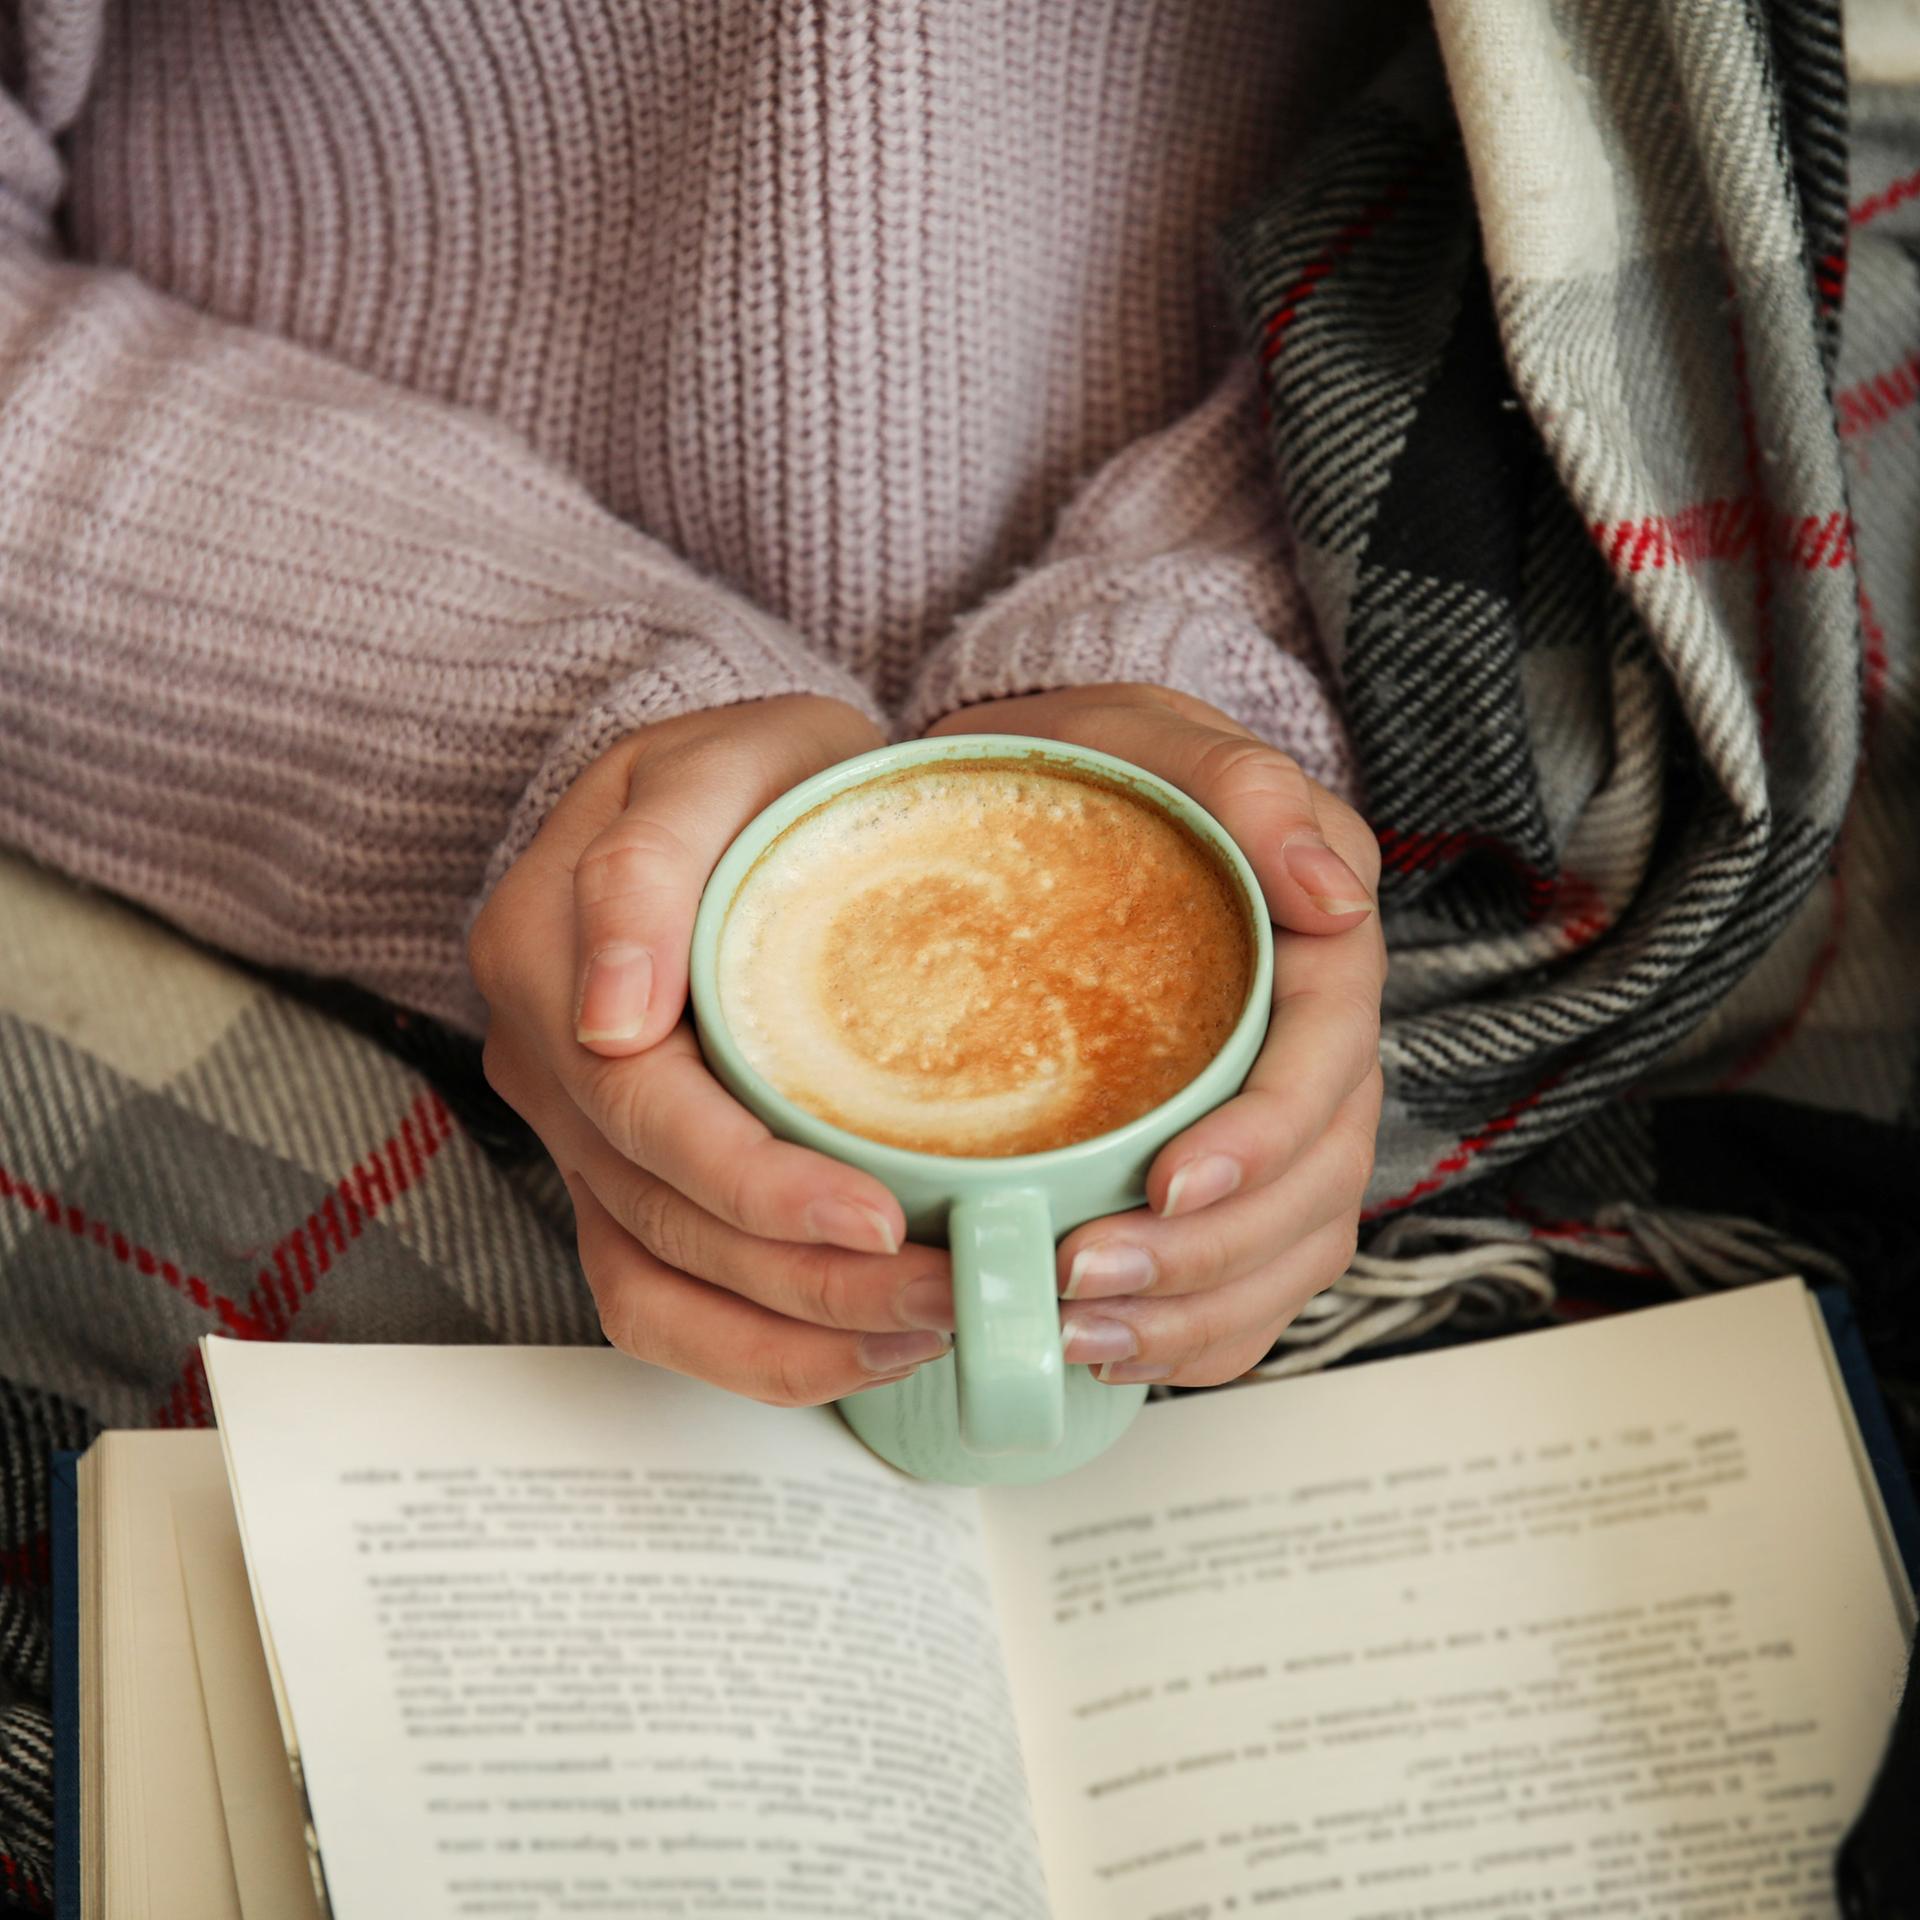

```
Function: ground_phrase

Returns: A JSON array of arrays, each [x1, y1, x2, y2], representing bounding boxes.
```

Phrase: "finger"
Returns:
[[1056, 1073, 1381, 1304], [1057, 1215, 1358, 1388], [1149, 728, 1375, 932], [574, 697, 875, 1056], [1147, 916, 1385, 1216], [566, 1023, 909, 1253], [565, 1116, 954, 1334], [566, 1175, 951, 1405]]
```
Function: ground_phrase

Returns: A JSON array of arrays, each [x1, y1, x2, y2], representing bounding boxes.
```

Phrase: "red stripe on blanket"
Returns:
[[1375, 827, 1554, 914], [1859, 583, 1891, 747], [0, 1531, 48, 1589], [155, 1349, 213, 1430], [240, 1089, 456, 1338], [1851, 165, 1920, 228], [0, 1163, 265, 1338], [1589, 502, 1851, 576], [153, 1089, 459, 1423], [1836, 349, 1920, 437], [1362, 1077, 1561, 1220], [1374, 830, 1609, 945], [1258, 175, 1415, 367], [0, 1852, 49, 1915], [1552, 872, 1611, 951], [1503, 1195, 1660, 1279]]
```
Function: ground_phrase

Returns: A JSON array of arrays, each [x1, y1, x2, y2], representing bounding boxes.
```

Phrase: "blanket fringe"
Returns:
[[1169, 1205, 1849, 1389]]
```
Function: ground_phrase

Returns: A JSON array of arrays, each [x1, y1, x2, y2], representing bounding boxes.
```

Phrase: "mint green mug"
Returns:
[[688, 734, 1274, 1485]]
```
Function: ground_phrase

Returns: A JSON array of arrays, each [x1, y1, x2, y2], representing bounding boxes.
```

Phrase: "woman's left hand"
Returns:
[[926, 684, 1385, 1387]]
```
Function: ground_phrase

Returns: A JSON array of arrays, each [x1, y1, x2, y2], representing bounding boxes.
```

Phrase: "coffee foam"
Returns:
[[717, 762, 1253, 1157]]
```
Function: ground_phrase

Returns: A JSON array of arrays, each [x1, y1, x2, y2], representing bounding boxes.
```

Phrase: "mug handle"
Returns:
[[950, 1188, 1066, 1456]]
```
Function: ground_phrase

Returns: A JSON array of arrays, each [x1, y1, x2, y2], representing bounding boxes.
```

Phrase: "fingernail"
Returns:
[[1064, 1244, 1156, 1300], [1162, 1154, 1242, 1217], [897, 1276, 955, 1332], [1281, 833, 1373, 917], [806, 1199, 901, 1256], [1098, 1361, 1172, 1384], [576, 944, 653, 1043], [858, 1329, 951, 1374], [1060, 1317, 1138, 1366]]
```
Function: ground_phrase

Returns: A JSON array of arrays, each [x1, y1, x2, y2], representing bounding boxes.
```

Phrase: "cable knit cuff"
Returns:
[[898, 359, 1358, 804], [897, 554, 1358, 804], [466, 631, 883, 1013]]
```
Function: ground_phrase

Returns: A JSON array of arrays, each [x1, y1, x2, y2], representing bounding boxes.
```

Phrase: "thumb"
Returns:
[[1024, 703, 1377, 936], [573, 706, 867, 1057], [1196, 743, 1376, 935]]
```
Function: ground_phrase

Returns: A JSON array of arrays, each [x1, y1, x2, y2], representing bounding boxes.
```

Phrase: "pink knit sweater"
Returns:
[[0, 0, 1362, 1033]]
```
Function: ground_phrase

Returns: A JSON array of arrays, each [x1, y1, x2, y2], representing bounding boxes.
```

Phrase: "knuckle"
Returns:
[[627, 1179, 695, 1271], [593, 1276, 650, 1360], [1190, 733, 1313, 840], [754, 1342, 835, 1410], [1352, 825, 1385, 893], [1179, 1211, 1243, 1287], [480, 1032, 514, 1101], [1233, 1088, 1310, 1177], [1327, 1221, 1361, 1282], [1337, 980, 1385, 1049], [466, 915, 501, 999], [1319, 796, 1384, 892], [1334, 1130, 1377, 1211], [574, 820, 690, 915], [1162, 1294, 1229, 1370], [583, 1058, 654, 1166], [1190, 733, 1306, 818], [1281, 984, 1381, 1080], [797, 1251, 866, 1331], [1174, 1332, 1269, 1389], [467, 893, 522, 1004], [715, 1147, 775, 1235]]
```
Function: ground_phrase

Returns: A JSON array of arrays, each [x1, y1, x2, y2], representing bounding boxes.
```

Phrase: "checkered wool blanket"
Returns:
[[1, 2, 1916, 1909], [1222, 0, 1917, 1360]]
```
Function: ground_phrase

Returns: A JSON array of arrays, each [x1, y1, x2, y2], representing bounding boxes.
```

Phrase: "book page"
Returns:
[[173, 1483, 327, 1920], [201, 1341, 1049, 1920], [977, 1280, 1913, 1920]]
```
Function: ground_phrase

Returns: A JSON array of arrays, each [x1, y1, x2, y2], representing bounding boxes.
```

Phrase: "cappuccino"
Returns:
[[715, 760, 1253, 1156]]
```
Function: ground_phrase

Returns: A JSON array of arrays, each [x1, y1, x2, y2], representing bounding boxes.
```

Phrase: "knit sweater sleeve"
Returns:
[[898, 357, 1358, 805], [0, 29, 878, 1037]]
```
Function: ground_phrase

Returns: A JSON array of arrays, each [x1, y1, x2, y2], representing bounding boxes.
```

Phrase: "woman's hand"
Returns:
[[928, 684, 1385, 1388], [469, 696, 958, 1405]]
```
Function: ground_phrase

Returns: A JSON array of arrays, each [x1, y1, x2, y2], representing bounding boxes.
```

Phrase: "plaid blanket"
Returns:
[[2, 1, 1916, 1910], [1221, 0, 1917, 1358]]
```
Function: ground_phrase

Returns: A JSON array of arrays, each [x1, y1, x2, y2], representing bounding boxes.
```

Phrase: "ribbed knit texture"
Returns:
[[0, 0, 1375, 1031]]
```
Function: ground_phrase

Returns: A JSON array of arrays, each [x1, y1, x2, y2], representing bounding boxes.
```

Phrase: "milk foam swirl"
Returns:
[[717, 763, 1252, 1157]]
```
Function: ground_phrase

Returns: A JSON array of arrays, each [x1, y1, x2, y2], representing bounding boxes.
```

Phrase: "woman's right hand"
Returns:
[[469, 695, 956, 1405]]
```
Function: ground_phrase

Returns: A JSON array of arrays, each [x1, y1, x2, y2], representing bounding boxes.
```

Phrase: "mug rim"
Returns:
[[688, 732, 1276, 1177]]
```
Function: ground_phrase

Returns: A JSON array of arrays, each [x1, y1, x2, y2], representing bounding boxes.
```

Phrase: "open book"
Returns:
[[62, 1279, 1915, 1919]]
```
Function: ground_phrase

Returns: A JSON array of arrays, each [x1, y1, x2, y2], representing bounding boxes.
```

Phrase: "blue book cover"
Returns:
[[50, 1448, 81, 1920], [1815, 1285, 1920, 1590]]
